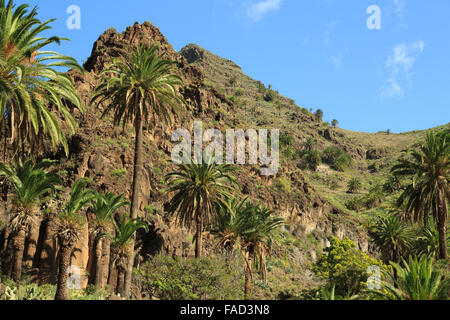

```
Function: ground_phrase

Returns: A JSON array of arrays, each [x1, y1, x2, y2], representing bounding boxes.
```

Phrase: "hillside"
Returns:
[[0, 21, 448, 300]]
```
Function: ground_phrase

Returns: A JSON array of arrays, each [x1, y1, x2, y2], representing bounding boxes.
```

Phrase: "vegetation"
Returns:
[[91, 44, 185, 297], [392, 131, 449, 259], [55, 178, 95, 300], [373, 255, 448, 300], [0, 160, 60, 282], [0, 0, 448, 302], [165, 158, 236, 258], [0, 0, 83, 159]]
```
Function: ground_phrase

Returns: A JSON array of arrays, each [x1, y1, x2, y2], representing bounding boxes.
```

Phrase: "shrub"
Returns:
[[314, 238, 386, 297], [347, 178, 362, 194], [301, 150, 322, 171], [322, 147, 352, 171], [345, 197, 364, 212], [263, 90, 275, 102], [136, 255, 244, 300]]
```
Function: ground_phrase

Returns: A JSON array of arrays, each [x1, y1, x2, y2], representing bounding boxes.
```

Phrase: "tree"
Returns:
[[314, 109, 323, 123], [100, 214, 148, 296], [91, 44, 184, 297], [211, 197, 251, 254], [165, 158, 236, 258], [0, 0, 83, 159], [92, 192, 129, 288], [369, 215, 415, 264], [238, 204, 284, 296], [374, 255, 446, 300], [0, 159, 60, 282], [331, 119, 339, 128], [55, 178, 95, 300], [347, 178, 362, 194], [392, 131, 449, 259]]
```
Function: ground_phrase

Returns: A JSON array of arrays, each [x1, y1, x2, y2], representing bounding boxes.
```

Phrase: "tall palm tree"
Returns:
[[0, 159, 60, 282], [239, 204, 284, 296], [165, 158, 236, 258], [392, 131, 449, 259], [0, 0, 83, 159], [369, 214, 415, 264], [99, 214, 148, 296], [55, 178, 95, 300], [92, 192, 129, 288], [91, 44, 184, 297], [374, 255, 445, 300]]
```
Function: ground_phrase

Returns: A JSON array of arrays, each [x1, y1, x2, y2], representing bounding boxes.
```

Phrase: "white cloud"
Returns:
[[330, 54, 343, 68], [323, 21, 336, 45], [247, 0, 283, 21], [381, 41, 425, 98]]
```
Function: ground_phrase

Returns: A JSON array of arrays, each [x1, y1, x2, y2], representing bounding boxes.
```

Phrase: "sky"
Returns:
[[16, 0, 450, 133]]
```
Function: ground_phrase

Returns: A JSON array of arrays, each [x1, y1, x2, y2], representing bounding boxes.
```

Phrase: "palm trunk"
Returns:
[[55, 245, 72, 300], [94, 237, 103, 287], [96, 237, 111, 288], [11, 228, 26, 282], [195, 210, 203, 258], [436, 189, 448, 260], [124, 112, 144, 299], [24, 218, 41, 267], [117, 268, 125, 297], [244, 250, 253, 297]]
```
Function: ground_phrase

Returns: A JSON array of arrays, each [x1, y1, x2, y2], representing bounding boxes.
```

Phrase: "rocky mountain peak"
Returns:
[[83, 21, 178, 73]]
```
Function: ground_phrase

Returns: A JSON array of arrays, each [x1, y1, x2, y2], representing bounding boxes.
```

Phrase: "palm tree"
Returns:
[[239, 204, 284, 296], [55, 178, 95, 300], [91, 44, 184, 297], [165, 158, 236, 258], [211, 197, 251, 254], [369, 215, 415, 264], [0, 0, 83, 159], [92, 192, 129, 288], [331, 119, 339, 128], [100, 214, 148, 296], [392, 131, 449, 259], [374, 255, 445, 300], [0, 159, 60, 282], [314, 109, 323, 123]]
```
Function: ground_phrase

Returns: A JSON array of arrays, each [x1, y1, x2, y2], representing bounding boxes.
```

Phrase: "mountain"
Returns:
[[0, 21, 447, 299]]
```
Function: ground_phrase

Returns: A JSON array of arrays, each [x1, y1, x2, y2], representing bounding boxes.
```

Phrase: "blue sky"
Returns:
[[18, 0, 450, 133]]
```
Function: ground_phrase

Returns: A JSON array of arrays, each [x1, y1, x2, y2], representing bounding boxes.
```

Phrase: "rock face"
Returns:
[[0, 21, 374, 289]]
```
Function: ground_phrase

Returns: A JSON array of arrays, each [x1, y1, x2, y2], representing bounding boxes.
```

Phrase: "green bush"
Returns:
[[136, 255, 244, 300], [314, 238, 387, 297], [322, 147, 352, 171], [301, 150, 322, 171]]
